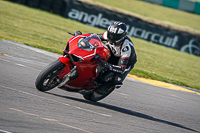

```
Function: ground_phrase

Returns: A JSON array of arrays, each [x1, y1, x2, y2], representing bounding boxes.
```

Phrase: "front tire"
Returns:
[[35, 60, 65, 92]]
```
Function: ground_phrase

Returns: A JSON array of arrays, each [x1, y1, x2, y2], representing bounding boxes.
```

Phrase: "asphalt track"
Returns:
[[0, 40, 200, 133]]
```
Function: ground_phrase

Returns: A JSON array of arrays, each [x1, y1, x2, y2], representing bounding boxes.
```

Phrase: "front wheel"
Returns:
[[83, 84, 115, 102], [35, 60, 65, 92]]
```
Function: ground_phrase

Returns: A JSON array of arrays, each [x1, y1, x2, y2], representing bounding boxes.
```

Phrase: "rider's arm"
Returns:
[[112, 40, 131, 73], [102, 40, 132, 74], [98, 31, 108, 41]]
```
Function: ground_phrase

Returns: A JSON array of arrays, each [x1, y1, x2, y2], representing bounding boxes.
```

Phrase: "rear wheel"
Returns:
[[35, 60, 65, 92], [83, 84, 115, 102]]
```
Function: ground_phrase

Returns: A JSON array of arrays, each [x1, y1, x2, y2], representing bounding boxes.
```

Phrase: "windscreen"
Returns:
[[78, 34, 101, 51]]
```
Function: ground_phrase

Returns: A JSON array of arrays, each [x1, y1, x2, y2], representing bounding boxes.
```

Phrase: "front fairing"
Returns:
[[60, 34, 111, 90], [66, 34, 110, 62]]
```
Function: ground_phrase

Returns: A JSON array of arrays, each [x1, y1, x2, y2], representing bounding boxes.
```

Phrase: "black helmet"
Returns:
[[107, 21, 127, 45]]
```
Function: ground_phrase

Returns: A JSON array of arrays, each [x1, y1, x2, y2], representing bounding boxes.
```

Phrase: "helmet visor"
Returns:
[[107, 32, 122, 42]]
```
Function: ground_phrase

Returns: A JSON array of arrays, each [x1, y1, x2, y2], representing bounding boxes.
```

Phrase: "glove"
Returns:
[[101, 61, 112, 70]]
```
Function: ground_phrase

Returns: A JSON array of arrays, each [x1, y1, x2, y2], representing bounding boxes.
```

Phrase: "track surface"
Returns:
[[0, 40, 200, 133]]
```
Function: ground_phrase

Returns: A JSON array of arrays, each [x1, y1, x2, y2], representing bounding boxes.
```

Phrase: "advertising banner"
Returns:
[[64, 0, 200, 56], [6, 0, 200, 56]]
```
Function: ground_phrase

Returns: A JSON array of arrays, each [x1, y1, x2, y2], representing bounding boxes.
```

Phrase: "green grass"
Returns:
[[0, 1, 200, 90], [0, 1, 104, 54], [89, 0, 200, 32]]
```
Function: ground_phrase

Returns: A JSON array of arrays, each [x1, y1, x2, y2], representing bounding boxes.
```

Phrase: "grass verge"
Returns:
[[0, 1, 200, 90]]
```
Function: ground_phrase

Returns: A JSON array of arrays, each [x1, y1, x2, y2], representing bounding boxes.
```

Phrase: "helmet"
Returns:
[[107, 21, 127, 45]]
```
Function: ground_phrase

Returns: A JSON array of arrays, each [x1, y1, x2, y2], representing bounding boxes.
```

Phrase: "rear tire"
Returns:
[[35, 60, 65, 92], [83, 93, 92, 101], [83, 84, 115, 102]]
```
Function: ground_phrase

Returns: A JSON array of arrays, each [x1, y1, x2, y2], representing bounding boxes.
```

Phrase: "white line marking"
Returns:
[[15, 63, 26, 67], [0, 129, 12, 133], [14, 63, 40, 71], [0, 57, 40, 71], [1, 86, 71, 106], [114, 92, 129, 96], [0, 58, 11, 63], [1, 86, 111, 117], [0, 56, 41, 71], [0, 55, 47, 67], [75, 106, 111, 117]]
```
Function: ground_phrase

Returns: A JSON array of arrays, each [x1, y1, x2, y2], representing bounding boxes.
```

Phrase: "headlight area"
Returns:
[[71, 54, 84, 62]]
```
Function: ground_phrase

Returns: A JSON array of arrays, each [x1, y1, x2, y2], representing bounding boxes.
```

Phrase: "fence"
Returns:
[[142, 0, 200, 15]]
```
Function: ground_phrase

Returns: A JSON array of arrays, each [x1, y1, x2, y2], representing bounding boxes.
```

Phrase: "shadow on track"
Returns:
[[45, 92, 199, 133]]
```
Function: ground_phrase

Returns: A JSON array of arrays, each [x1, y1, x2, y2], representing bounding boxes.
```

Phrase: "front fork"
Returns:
[[57, 56, 77, 87]]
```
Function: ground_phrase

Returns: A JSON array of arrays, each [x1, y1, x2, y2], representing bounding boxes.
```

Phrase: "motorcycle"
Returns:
[[35, 33, 116, 102]]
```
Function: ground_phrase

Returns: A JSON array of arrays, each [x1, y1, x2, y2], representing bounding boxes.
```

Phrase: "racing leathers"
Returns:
[[98, 31, 137, 88]]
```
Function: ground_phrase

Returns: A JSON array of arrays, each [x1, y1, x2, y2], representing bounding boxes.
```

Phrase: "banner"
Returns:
[[63, 0, 200, 56], [6, 0, 200, 56]]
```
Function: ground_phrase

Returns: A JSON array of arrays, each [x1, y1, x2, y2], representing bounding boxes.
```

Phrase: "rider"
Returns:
[[74, 21, 137, 89], [98, 21, 137, 89]]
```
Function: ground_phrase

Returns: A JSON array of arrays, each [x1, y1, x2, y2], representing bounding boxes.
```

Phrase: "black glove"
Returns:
[[101, 61, 112, 70]]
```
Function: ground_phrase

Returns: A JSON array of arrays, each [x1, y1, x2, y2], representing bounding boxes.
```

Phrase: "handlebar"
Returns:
[[95, 54, 106, 72], [67, 32, 75, 36], [94, 55, 109, 72]]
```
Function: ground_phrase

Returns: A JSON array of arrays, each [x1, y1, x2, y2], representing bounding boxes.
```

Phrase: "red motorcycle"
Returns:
[[35, 33, 115, 102]]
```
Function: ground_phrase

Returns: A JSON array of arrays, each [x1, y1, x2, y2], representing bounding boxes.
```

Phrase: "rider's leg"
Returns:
[[111, 65, 134, 89]]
